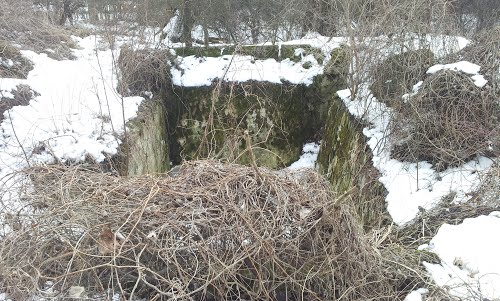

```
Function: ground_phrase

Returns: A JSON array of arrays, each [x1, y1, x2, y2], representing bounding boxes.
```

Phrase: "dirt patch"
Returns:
[[0, 41, 33, 79], [0, 84, 39, 122]]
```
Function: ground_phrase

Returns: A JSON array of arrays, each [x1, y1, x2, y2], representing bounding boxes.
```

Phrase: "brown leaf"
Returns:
[[98, 224, 116, 255]]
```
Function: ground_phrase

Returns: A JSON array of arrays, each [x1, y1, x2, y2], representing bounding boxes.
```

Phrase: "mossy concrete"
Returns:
[[118, 45, 388, 228], [124, 99, 170, 176], [317, 94, 390, 228], [174, 44, 324, 63], [165, 81, 329, 169]]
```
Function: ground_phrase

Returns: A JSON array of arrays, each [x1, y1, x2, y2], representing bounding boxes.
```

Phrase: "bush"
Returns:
[[371, 49, 435, 106], [0, 41, 33, 78], [0, 161, 400, 300], [452, 25, 500, 84], [392, 69, 500, 170], [118, 46, 173, 96]]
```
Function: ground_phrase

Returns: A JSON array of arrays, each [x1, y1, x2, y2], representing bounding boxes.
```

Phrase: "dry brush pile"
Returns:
[[118, 46, 173, 97], [391, 69, 500, 170], [370, 49, 435, 107], [0, 161, 407, 301]]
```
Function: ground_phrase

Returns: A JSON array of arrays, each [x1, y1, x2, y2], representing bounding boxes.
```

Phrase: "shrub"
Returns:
[[371, 49, 435, 106], [0, 161, 399, 300], [117, 46, 173, 96], [452, 25, 500, 86], [392, 69, 500, 170]]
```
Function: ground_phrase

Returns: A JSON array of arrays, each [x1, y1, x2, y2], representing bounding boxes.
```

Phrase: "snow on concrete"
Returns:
[[169, 32, 346, 87], [338, 86, 493, 226], [171, 53, 323, 87], [423, 212, 500, 300], [288, 142, 320, 170]]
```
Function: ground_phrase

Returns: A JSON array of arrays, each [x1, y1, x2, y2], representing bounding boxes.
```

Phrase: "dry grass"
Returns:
[[392, 69, 500, 170], [0, 41, 33, 79], [0, 0, 76, 60], [118, 46, 173, 97], [0, 161, 415, 300]]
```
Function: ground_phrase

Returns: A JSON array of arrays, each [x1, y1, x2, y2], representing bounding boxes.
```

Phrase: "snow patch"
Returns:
[[288, 142, 320, 170], [0, 35, 143, 213], [424, 212, 500, 300], [404, 288, 429, 301], [426, 61, 481, 75], [426, 61, 487, 87]]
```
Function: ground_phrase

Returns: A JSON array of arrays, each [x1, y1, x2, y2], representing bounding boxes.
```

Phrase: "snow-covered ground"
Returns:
[[423, 212, 500, 300], [0, 35, 143, 211]]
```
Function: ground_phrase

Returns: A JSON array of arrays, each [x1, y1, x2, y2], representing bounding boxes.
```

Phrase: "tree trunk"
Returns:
[[181, 0, 193, 47], [59, 0, 71, 25], [203, 25, 209, 48]]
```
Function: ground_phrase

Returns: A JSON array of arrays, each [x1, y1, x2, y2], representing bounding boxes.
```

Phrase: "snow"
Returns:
[[426, 61, 481, 75], [288, 142, 320, 170], [0, 58, 14, 68], [338, 85, 493, 226], [0, 89, 14, 99], [471, 74, 488, 87], [171, 54, 323, 87], [404, 288, 429, 301], [423, 212, 500, 300], [426, 61, 488, 87], [162, 10, 181, 43], [0, 35, 143, 209]]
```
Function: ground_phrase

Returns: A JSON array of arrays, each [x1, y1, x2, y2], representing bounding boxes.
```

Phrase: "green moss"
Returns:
[[318, 96, 360, 189], [317, 95, 389, 229], [174, 44, 325, 63], [302, 62, 312, 69], [174, 46, 229, 57], [164, 45, 350, 169], [166, 81, 328, 169], [324, 46, 350, 78], [125, 99, 170, 175]]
